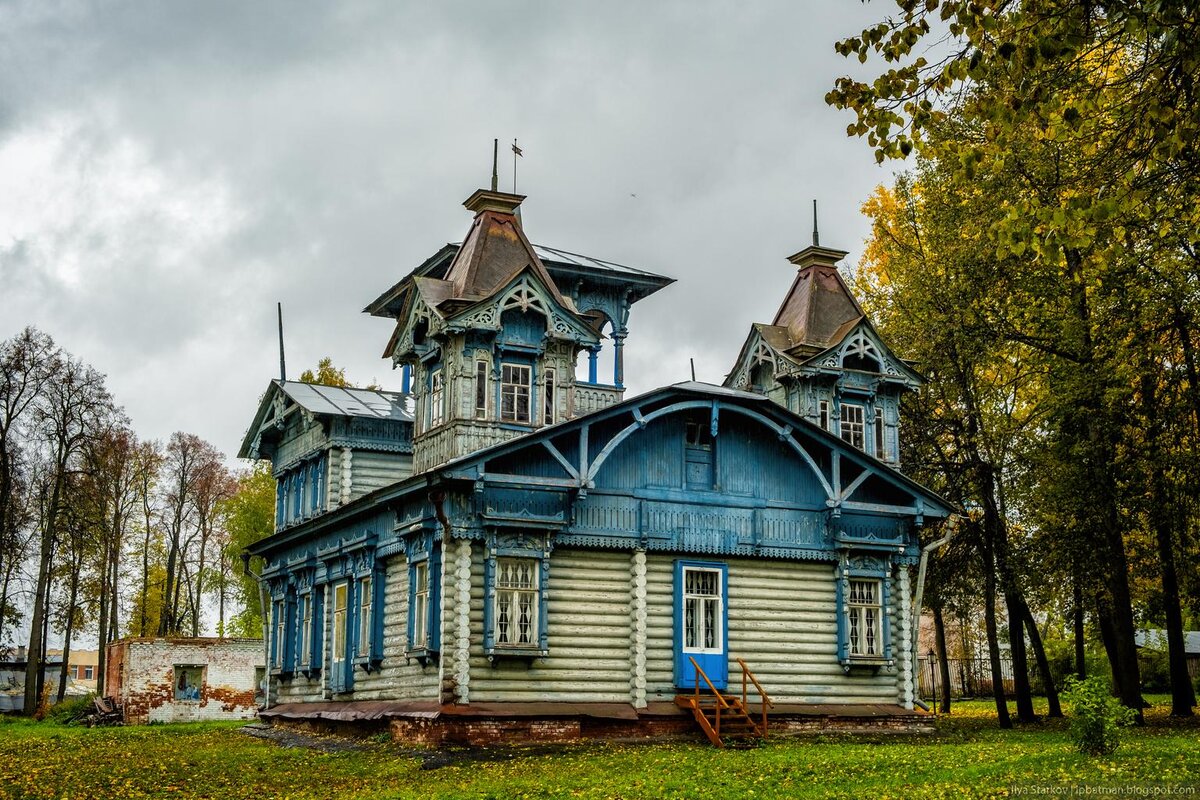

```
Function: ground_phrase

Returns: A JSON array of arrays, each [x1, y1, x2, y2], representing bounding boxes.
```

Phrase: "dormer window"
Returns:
[[840, 403, 865, 450], [500, 363, 531, 424]]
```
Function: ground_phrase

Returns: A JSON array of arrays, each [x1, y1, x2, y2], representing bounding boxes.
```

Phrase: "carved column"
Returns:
[[897, 565, 914, 710], [613, 329, 627, 389], [630, 549, 648, 708], [339, 447, 352, 505], [454, 539, 472, 704]]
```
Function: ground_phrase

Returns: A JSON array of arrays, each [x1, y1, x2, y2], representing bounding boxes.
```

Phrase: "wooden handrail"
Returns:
[[735, 658, 774, 708], [735, 657, 774, 739], [689, 657, 730, 708]]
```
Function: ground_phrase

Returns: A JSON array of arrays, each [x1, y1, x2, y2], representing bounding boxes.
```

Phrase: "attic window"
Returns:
[[843, 353, 881, 373]]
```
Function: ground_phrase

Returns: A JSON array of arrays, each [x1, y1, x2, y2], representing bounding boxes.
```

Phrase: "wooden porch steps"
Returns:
[[675, 657, 774, 748]]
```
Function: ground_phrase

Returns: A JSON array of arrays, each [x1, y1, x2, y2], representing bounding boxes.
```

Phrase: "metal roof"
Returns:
[[530, 243, 670, 281], [1136, 629, 1200, 654], [278, 381, 412, 422]]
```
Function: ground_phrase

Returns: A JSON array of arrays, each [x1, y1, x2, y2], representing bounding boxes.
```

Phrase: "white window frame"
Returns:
[[358, 577, 372, 659], [848, 579, 882, 657], [411, 561, 429, 649], [429, 369, 445, 428], [331, 583, 348, 665], [474, 359, 488, 419], [840, 403, 865, 450], [682, 566, 723, 655], [298, 593, 311, 667], [500, 363, 531, 424], [494, 557, 539, 647], [274, 600, 286, 668], [874, 406, 886, 460], [543, 367, 556, 425]]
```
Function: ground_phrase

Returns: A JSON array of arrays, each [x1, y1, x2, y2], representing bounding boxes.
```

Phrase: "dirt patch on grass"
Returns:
[[240, 722, 373, 754]]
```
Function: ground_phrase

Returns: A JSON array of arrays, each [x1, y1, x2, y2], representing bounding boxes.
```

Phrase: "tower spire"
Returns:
[[812, 199, 819, 247], [491, 138, 499, 192]]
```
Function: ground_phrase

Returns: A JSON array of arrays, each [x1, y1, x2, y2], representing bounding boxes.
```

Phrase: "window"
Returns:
[[174, 665, 204, 701], [429, 369, 445, 427], [298, 594, 311, 667], [291, 471, 304, 520], [500, 363, 531, 423], [819, 400, 830, 431], [332, 583, 348, 665], [411, 561, 429, 649], [848, 579, 881, 657], [840, 403, 865, 450], [874, 406, 886, 460], [309, 456, 325, 514], [682, 567, 723, 653], [495, 558, 538, 647], [357, 577, 372, 659], [474, 360, 488, 419], [83, 666, 94, 681], [543, 368, 556, 425], [274, 600, 286, 668]]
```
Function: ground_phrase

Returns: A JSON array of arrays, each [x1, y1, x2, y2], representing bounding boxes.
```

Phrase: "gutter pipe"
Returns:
[[910, 515, 959, 710], [242, 552, 271, 712]]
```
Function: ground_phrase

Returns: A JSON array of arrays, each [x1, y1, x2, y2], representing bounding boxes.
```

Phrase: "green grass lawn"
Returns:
[[1, 699, 1197, 799]]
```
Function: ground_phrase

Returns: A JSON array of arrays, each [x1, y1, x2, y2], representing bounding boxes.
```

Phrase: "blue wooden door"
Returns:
[[674, 561, 728, 690]]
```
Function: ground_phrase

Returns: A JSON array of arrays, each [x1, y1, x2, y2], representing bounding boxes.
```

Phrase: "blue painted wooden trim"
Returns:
[[882, 571, 893, 659], [371, 565, 385, 664], [482, 547, 496, 652], [401, 364, 411, 394], [835, 557, 850, 664], [538, 548, 550, 652], [430, 544, 442, 653], [310, 587, 324, 670], [584, 400, 835, 500]]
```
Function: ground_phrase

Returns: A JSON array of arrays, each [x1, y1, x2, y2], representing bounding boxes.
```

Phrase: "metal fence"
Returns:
[[916, 655, 1019, 700]]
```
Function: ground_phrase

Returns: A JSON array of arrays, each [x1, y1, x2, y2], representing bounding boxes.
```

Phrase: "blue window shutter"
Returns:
[[310, 587, 324, 669], [371, 566, 384, 663], [275, 480, 285, 528], [482, 553, 496, 652], [537, 552, 550, 652], [835, 561, 850, 665], [672, 561, 684, 686], [406, 561, 417, 651], [430, 546, 442, 652], [881, 572, 893, 659]]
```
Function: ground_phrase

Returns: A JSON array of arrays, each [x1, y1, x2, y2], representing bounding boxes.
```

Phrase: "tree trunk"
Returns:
[[980, 538, 1011, 728], [23, 465, 64, 715], [1072, 564, 1086, 679], [933, 603, 952, 714], [1004, 590, 1037, 721], [1019, 601, 1062, 717], [57, 566, 79, 704]]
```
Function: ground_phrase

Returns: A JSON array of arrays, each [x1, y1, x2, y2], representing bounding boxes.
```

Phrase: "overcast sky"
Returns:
[[0, 1, 904, 464]]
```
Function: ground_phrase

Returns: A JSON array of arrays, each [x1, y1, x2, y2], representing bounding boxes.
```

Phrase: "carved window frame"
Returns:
[[483, 531, 551, 660]]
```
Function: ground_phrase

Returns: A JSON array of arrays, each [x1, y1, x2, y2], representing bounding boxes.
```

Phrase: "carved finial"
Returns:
[[491, 139, 499, 192], [812, 199, 819, 247]]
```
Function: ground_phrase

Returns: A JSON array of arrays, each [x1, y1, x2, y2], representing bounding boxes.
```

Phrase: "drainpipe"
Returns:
[[909, 515, 959, 711], [242, 552, 271, 712]]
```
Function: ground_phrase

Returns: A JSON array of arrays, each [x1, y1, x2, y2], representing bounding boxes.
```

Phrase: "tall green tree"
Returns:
[[219, 462, 275, 638]]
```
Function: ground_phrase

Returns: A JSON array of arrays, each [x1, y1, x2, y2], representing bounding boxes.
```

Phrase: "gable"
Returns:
[[441, 383, 952, 522], [798, 321, 923, 387]]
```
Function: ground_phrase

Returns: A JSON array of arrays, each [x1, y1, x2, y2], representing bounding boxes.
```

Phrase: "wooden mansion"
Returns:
[[239, 183, 953, 745]]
